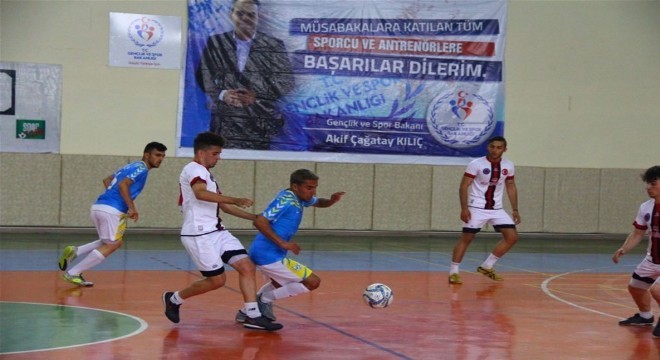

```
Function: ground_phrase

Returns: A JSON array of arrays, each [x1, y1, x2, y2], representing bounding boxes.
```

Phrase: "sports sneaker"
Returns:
[[653, 320, 660, 337], [235, 310, 247, 323], [448, 273, 463, 284], [162, 292, 181, 324], [477, 266, 503, 281], [58, 246, 78, 271], [243, 315, 283, 331], [62, 273, 93, 287], [257, 293, 276, 321], [619, 313, 654, 326]]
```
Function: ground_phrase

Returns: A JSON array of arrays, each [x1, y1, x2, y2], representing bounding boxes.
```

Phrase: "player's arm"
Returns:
[[253, 215, 301, 255], [459, 175, 474, 223], [117, 178, 138, 221], [190, 182, 253, 208], [219, 203, 256, 221], [612, 228, 646, 264], [313, 192, 346, 208], [505, 177, 520, 224]]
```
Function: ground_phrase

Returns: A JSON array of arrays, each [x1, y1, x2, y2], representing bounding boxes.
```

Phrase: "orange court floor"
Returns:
[[1, 231, 659, 359]]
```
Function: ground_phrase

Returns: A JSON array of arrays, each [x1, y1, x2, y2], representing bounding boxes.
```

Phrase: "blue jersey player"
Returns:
[[235, 169, 345, 322], [58, 142, 167, 287]]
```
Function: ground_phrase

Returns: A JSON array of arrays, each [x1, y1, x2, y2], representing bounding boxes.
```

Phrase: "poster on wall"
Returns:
[[0, 62, 61, 153], [109, 12, 183, 69], [176, 0, 507, 165]]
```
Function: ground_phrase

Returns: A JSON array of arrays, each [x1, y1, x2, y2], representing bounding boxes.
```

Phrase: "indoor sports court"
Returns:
[[1, 230, 658, 360]]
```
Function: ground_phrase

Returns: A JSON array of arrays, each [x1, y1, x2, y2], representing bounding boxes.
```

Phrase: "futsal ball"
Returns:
[[363, 283, 393, 308]]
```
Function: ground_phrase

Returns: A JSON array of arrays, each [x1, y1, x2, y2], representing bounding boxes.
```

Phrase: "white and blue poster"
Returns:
[[176, 0, 507, 164]]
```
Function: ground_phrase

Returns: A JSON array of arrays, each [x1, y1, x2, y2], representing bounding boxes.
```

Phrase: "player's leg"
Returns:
[[476, 210, 518, 281], [58, 239, 103, 271], [449, 232, 477, 284], [223, 232, 282, 331], [254, 259, 316, 321], [650, 281, 660, 337], [619, 261, 657, 326], [62, 210, 126, 287], [162, 233, 227, 323], [450, 209, 488, 284]]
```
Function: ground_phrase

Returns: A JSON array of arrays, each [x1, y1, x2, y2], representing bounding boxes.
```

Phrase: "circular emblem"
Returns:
[[426, 89, 495, 148], [128, 17, 164, 48]]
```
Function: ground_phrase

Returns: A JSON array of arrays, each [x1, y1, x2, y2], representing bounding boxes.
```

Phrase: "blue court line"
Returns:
[[0, 249, 639, 273]]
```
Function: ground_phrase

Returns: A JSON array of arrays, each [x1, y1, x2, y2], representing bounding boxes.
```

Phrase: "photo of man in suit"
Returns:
[[196, 0, 295, 150]]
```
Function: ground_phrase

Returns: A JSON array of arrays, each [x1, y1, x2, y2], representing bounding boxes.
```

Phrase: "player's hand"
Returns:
[[330, 191, 346, 203], [127, 208, 139, 222], [460, 208, 471, 223], [283, 242, 301, 255], [612, 248, 625, 264], [233, 197, 254, 208], [512, 210, 521, 225]]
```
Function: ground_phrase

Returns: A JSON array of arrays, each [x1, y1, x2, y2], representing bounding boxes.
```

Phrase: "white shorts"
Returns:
[[258, 258, 313, 285], [181, 230, 247, 273], [90, 204, 127, 242], [463, 207, 515, 232], [630, 256, 660, 289]]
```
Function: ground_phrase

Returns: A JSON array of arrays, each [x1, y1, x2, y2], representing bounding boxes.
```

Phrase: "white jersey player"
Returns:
[[449, 136, 521, 284], [161, 132, 283, 331]]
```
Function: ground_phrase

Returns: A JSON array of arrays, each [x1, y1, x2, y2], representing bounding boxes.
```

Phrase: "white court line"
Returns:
[[540, 266, 633, 320], [0, 300, 149, 355]]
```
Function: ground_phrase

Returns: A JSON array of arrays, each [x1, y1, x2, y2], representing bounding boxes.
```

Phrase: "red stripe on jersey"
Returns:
[[190, 176, 206, 186], [464, 172, 476, 179], [633, 221, 648, 230], [484, 162, 500, 209]]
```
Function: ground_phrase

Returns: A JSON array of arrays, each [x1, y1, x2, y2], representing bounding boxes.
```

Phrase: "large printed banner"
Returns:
[[177, 0, 507, 164]]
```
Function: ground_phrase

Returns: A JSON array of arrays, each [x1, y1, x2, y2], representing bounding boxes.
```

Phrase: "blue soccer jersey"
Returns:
[[95, 161, 149, 213], [249, 189, 317, 265]]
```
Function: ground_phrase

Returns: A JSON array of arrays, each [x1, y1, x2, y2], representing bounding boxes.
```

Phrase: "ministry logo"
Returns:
[[128, 16, 164, 48], [426, 89, 495, 148]]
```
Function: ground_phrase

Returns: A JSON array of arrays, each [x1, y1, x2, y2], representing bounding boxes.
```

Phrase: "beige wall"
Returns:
[[0, 1, 657, 234], [0, 152, 648, 233], [1, 0, 658, 167]]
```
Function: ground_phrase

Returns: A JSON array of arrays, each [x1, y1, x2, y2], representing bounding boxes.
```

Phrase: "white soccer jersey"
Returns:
[[179, 161, 225, 236], [634, 199, 660, 264], [464, 156, 515, 210]]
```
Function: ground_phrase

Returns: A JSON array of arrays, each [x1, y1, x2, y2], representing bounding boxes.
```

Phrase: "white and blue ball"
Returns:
[[362, 283, 393, 308]]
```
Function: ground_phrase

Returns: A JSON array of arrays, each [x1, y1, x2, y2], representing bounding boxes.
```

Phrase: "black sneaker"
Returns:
[[618, 313, 654, 326], [243, 316, 283, 331], [162, 291, 181, 323], [654, 320, 660, 338]]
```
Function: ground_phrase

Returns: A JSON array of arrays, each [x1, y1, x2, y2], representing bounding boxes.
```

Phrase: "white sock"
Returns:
[[271, 283, 309, 301], [244, 302, 261, 318], [76, 240, 103, 256], [68, 249, 105, 275], [480, 253, 500, 269], [171, 291, 184, 305], [450, 262, 460, 274], [639, 311, 653, 319]]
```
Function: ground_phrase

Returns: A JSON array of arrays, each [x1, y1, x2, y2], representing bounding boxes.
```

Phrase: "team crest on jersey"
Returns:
[[645, 213, 651, 222], [426, 88, 496, 148], [502, 169, 508, 176], [483, 168, 491, 175]]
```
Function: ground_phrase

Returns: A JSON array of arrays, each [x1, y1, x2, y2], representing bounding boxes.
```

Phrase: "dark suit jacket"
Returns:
[[196, 31, 295, 149]]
